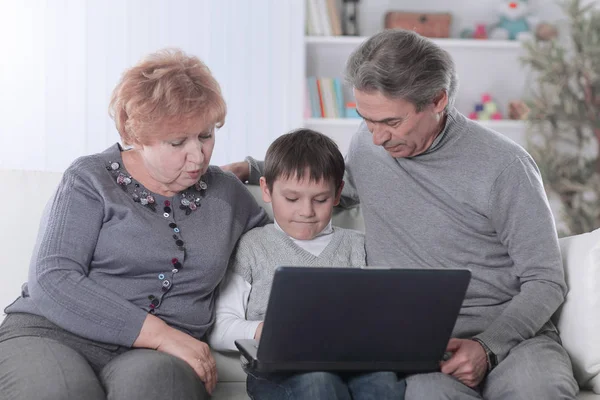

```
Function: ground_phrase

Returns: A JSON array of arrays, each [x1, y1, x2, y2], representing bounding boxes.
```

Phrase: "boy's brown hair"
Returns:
[[263, 129, 345, 193]]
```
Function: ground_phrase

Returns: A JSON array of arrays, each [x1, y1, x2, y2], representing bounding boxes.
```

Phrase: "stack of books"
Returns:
[[306, 77, 345, 118], [306, 0, 342, 36]]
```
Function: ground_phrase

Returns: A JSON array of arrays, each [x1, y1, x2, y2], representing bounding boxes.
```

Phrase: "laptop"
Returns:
[[235, 266, 470, 373]]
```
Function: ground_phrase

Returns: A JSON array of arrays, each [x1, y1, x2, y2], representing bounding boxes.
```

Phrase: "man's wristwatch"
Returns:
[[471, 338, 498, 372]]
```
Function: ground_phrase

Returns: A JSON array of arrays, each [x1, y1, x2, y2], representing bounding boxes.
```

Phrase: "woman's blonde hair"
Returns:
[[109, 48, 226, 145]]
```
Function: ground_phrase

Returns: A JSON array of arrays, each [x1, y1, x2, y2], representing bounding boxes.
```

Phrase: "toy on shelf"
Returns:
[[508, 100, 530, 120], [461, 2, 557, 42], [488, 0, 539, 41], [460, 23, 488, 39], [468, 93, 503, 121], [535, 22, 558, 41]]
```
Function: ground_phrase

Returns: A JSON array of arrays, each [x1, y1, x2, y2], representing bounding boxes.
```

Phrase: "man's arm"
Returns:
[[475, 155, 566, 362], [220, 157, 262, 185]]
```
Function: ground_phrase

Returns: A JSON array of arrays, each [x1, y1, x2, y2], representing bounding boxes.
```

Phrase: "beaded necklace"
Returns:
[[106, 161, 207, 214]]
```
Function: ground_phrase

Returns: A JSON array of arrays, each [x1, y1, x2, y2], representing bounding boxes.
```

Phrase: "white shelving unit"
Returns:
[[302, 0, 539, 155]]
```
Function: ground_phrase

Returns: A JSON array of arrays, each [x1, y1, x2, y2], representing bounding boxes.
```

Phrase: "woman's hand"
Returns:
[[220, 161, 250, 182], [134, 314, 218, 394], [155, 327, 218, 394]]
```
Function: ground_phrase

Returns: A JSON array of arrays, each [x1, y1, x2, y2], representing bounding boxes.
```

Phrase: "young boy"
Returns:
[[209, 129, 406, 400]]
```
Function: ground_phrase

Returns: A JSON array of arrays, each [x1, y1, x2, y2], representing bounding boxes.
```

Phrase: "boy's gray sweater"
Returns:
[[230, 224, 366, 322]]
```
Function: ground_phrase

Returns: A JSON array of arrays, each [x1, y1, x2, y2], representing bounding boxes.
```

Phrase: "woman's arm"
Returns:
[[28, 162, 148, 346]]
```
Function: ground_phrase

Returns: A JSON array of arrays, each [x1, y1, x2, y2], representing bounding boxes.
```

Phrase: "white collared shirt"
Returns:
[[273, 218, 334, 257]]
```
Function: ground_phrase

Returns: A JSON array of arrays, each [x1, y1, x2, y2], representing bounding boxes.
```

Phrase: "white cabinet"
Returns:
[[301, 0, 567, 154]]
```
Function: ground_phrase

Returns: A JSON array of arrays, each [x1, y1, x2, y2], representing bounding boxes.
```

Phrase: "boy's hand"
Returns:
[[254, 322, 264, 341], [221, 161, 249, 182]]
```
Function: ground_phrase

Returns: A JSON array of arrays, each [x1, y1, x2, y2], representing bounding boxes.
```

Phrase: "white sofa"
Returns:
[[1, 168, 599, 399]]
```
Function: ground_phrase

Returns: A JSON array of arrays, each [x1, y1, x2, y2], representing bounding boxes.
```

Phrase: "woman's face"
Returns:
[[137, 117, 216, 194]]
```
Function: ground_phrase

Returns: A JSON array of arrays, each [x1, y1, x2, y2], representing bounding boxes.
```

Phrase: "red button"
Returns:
[[164, 200, 171, 207], [171, 258, 178, 264]]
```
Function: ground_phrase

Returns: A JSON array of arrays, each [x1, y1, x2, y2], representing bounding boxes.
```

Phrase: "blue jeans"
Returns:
[[246, 370, 406, 400]]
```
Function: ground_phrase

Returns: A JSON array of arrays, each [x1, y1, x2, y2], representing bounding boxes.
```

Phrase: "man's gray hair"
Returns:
[[345, 29, 458, 112]]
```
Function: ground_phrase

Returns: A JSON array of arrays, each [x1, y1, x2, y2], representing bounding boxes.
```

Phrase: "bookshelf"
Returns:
[[301, 0, 544, 155]]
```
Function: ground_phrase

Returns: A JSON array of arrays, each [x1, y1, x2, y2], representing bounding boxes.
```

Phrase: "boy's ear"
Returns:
[[259, 177, 273, 204], [333, 181, 345, 206]]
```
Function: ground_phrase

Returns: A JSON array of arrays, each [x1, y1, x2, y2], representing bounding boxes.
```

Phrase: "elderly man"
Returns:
[[226, 29, 577, 399]]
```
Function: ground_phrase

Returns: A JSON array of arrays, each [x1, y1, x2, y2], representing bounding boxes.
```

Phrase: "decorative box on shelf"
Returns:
[[384, 11, 452, 38]]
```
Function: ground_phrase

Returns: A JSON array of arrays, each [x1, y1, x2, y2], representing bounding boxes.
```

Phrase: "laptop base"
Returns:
[[236, 339, 441, 373]]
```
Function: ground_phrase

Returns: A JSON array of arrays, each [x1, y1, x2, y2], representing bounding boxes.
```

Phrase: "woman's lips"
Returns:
[[187, 170, 200, 178]]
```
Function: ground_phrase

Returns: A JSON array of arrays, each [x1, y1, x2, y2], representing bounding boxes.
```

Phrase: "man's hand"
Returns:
[[221, 161, 250, 182], [254, 322, 264, 341], [440, 338, 488, 388]]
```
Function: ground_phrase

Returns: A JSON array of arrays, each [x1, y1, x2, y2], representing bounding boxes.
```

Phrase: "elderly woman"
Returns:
[[0, 49, 268, 400]]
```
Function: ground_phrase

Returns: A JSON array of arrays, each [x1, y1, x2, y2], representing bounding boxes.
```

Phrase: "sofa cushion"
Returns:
[[213, 351, 247, 382], [556, 228, 600, 393], [0, 169, 64, 318]]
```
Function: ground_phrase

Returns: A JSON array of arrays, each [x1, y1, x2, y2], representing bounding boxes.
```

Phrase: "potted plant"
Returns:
[[520, 0, 600, 236]]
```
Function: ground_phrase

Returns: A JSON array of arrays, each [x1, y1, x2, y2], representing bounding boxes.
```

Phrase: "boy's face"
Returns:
[[260, 171, 343, 241]]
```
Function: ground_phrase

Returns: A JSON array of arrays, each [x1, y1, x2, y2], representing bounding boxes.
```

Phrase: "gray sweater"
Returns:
[[248, 108, 566, 362], [231, 224, 366, 322], [6, 144, 269, 347]]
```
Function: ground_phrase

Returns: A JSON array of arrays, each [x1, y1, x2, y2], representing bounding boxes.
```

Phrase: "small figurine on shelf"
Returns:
[[508, 100, 530, 120], [460, 23, 488, 39], [535, 22, 558, 41], [488, 0, 539, 41], [468, 93, 503, 121], [342, 0, 360, 36]]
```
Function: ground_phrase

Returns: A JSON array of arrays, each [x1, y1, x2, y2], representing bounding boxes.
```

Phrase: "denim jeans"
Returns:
[[246, 370, 406, 400]]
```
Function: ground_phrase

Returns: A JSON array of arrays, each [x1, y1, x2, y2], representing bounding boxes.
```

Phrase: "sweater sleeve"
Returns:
[[27, 164, 148, 347], [245, 156, 264, 185], [474, 156, 566, 362], [228, 169, 270, 231], [208, 272, 262, 352], [338, 128, 362, 209]]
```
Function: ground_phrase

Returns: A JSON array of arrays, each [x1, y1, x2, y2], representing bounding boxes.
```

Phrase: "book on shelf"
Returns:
[[306, 0, 342, 36], [306, 77, 347, 118]]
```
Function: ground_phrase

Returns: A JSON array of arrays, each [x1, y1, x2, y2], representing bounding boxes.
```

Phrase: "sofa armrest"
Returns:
[[555, 228, 600, 393]]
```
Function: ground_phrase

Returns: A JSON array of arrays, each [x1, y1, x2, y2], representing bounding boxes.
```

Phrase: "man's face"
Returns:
[[354, 89, 447, 158]]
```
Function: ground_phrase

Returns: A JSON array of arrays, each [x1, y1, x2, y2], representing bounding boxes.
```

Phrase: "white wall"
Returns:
[[0, 0, 304, 172]]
